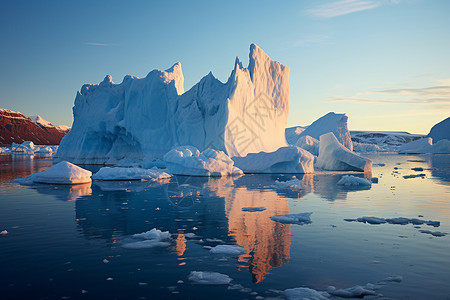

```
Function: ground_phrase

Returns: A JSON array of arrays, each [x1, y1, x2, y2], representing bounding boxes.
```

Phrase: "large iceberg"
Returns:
[[232, 146, 314, 174], [55, 44, 289, 165], [316, 133, 372, 172], [287, 112, 353, 151], [398, 137, 433, 154], [428, 116, 450, 143]]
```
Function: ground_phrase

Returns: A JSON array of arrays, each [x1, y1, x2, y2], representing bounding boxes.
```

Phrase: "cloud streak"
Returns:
[[328, 82, 450, 105], [306, 0, 380, 18], [85, 42, 110, 46]]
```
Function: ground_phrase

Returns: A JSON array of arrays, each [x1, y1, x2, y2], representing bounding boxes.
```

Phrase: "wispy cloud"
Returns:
[[85, 42, 110, 46], [306, 0, 380, 18], [327, 81, 450, 105]]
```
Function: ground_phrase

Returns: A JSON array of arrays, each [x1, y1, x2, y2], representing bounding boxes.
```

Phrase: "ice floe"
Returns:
[[284, 287, 329, 300], [270, 178, 303, 191], [92, 166, 171, 181], [270, 212, 312, 224], [209, 245, 246, 255], [121, 228, 172, 249], [337, 175, 372, 187], [188, 271, 232, 285], [14, 161, 92, 185], [419, 230, 446, 237], [345, 216, 440, 227]]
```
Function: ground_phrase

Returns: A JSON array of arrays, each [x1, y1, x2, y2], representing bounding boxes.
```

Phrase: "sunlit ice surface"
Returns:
[[0, 153, 449, 299]]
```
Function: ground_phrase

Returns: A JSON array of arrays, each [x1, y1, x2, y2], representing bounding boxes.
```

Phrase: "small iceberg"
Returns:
[[337, 175, 372, 187], [270, 178, 302, 191], [121, 228, 172, 249], [163, 146, 243, 177], [209, 245, 246, 255], [188, 271, 232, 285], [14, 161, 92, 185], [92, 166, 171, 181], [270, 212, 312, 225]]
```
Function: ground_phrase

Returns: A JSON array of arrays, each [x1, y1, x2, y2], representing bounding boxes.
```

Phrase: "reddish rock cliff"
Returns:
[[0, 109, 70, 146]]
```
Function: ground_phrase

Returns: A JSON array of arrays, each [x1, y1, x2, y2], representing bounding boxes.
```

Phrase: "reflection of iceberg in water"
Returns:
[[31, 183, 92, 201], [430, 154, 450, 185], [313, 173, 371, 201], [208, 175, 294, 283]]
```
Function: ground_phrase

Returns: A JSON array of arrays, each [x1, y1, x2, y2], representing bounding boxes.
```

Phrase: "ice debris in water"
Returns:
[[188, 271, 232, 285], [121, 228, 172, 249], [337, 175, 372, 187], [403, 174, 426, 179], [345, 216, 440, 227], [270, 212, 312, 225], [0, 230, 8, 236], [92, 166, 171, 181], [327, 285, 377, 298], [419, 230, 447, 237], [241, 207, 267, 212], [284, 287, 329, 300], [209, 245, 246, 255], [270, 178, 302, 191]]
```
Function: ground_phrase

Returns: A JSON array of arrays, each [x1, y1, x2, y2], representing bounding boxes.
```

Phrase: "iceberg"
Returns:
[[163, 146, 243, 176], [337, 175, 372, 187], [432, 139, 450, 154], [232, 146, 314, 174], [428, 116, 450, 143], [289, 112, 353, 151], [315, 133, 372, 172], [14, 161, 92, 185], [55, 44, 289, 165], [398, 137, 433, 154], [209, 245, 246, 255], [92, 166, 171, 181], [270, 212, 312, 224], [122, 228, 172, 249], [188, 271, 232, 285]]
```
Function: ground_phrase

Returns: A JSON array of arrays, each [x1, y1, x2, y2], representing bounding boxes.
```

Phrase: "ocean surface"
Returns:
[[0, 153, 449, 299]]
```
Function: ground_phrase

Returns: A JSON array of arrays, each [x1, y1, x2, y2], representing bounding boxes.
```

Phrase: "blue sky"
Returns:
[[0, 0, 449, 134]]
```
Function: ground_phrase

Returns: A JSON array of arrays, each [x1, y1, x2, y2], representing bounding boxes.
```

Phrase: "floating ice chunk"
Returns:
[[132, 228, 171, 240], [122, 240, 171, 249], [385, 217, 411, 225], [411, 167, 424, 171], [284, 287, 329, 300], [327, 285, 377, 298], [316, 133, 372, 172], [419, 230, 446, 237], [228, 284, 245, 290], [0, 230, 8, 236], [357, 216, 386, 224], [232, 146, 314, 174], [184, 233, 200, 239], [103, 259, 109, 264], [122, 228, 172, 249], [270, 212, 312, 225], [398, 137, 432, 154], [14, 161, 92, 185], [371, 177, 378, 183], [188, 271, 232, 285], [163, 146, 243, 177], [241, 207, 267, 212], [35, 146, 54, 154], [337, 175, 372, 187], [403, 174, 426, 179], [92, 166, 171, 181], [270, 178, 303, 191], [210, 245, 246, 255]]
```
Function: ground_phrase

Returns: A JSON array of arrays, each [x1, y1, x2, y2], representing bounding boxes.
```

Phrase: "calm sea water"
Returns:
[[0, 153, 449, 299]]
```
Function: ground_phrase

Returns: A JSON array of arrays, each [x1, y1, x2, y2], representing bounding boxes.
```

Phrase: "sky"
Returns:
[[0, 0, 449, 134]]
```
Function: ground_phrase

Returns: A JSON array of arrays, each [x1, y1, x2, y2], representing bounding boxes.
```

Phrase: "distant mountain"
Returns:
[[0, 109, 70, 146]]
